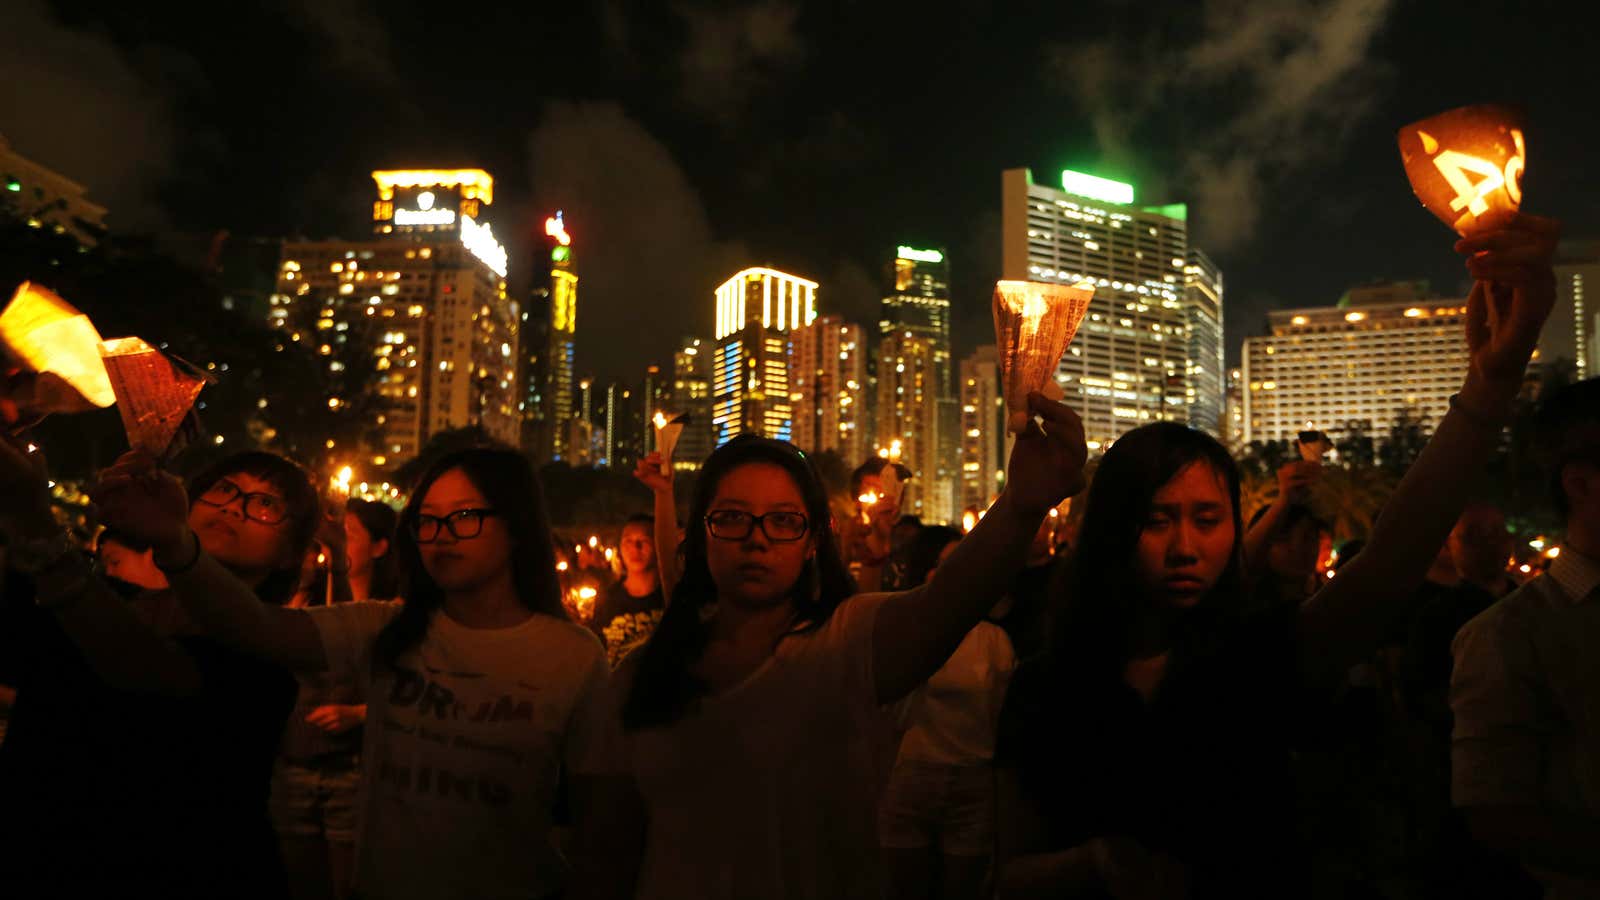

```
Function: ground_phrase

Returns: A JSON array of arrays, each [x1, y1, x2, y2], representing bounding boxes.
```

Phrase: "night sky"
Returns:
[[6, 0, 1595, 383]]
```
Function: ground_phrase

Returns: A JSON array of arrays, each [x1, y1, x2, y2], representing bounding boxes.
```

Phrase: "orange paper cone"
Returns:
[[98, 337, 208, 457], [1398, 104, 1526, 236], [993, 280, 1095, 433], [0, 282, 116, 412]]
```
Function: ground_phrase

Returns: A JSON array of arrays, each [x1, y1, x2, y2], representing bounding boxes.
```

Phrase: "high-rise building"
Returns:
[[789, 314, 869, 462], [877, 330, 943, 520], [1550, 238, 1599, 380], [1223, 367, 1246, 451], [1184, 250, 1225, 435], [1, 134, 108, 246], [1241, 290, 1468, 446], [959, 345, 1006, 514], [536, 212, 580, 462], [1001, 167, 1222, 452], [671, 337, 715, 470], [604, 382, 643, 470], [712, 268, 817, 446], [272, 168, 517, 463], [881, 246, 957, 521]]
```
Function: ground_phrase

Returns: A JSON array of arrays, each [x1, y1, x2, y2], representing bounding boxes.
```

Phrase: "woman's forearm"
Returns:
[[1301, 375, 1514, 677], [159, 529, 328, 671]]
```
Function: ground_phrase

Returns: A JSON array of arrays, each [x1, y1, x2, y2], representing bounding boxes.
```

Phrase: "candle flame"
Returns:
[[653, 411, 668, 429]]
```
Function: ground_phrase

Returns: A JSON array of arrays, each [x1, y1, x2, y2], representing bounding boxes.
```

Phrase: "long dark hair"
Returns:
[[1048, 422, 1247, 681], [187, 451, 320, 606], [622, 436, 856, 730], [374, 445, 566, 671], [346, 498, 401, 600]]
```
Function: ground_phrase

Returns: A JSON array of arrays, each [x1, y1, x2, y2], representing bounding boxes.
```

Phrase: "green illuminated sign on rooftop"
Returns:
[[896, 246, 944, 263], [1060, 170, 1134, 205]]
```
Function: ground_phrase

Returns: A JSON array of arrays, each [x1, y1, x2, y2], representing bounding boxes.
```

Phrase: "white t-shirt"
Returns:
[[896, 620, 1015, 766], [311, 601, 610, 900], [596, 592, 899, 900]]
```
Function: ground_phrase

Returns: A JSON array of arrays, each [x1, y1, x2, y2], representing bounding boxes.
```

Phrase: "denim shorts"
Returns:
[[268, 757, 361, 844], [877, 759, 996, 856]]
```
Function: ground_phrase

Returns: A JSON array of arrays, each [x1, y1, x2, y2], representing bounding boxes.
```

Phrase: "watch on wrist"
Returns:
[[7, 529, 78, 575]]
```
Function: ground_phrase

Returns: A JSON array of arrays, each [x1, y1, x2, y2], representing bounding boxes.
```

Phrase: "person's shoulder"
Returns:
[[1459, 576, 1555, 633], [537, 613, 608, 660]]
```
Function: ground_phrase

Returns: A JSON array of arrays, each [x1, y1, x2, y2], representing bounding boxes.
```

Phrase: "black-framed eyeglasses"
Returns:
[[705, 509, 810, 542], [411, 508, 500, 543], [196, 478, 289, 525]]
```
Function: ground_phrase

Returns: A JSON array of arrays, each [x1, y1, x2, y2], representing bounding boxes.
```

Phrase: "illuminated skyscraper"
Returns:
[[1549, 238, 1599, 380], [1224, 367, 1246, 451], [671, 337, 715, 470], [272, 168, 518, 463], [1001, 167, 1223, 452], [712, 268, 817, 446], [790, 314, 869, 462], [881, 246, 957, 521], [1184, 250, 1225, 435], [539, 212, 580, 462], [959, 345, 1006, 513], [876, 330, 942, 520]]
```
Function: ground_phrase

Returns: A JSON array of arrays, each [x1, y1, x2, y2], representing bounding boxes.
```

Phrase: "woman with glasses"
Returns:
[[93, 444, 612, 900], [3, 447, 319, 897], [586, 399, 1086, 900]]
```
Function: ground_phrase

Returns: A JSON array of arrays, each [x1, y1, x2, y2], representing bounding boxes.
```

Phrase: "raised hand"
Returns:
[[633, 452, 673, 494], [90, 451, 191, 558], [1276, 459, 1321, 506], [1455, 213, 1560, 395], [1004, 392, 1088, 517]]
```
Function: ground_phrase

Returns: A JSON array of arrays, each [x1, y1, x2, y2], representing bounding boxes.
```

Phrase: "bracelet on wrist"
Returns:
[[155, 530, 204, 575]]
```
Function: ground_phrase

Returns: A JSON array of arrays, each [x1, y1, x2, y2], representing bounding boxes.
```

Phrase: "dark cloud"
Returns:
[[281, 0, 402, 87], [1046, 0, 1395, 252], [672, 0, 805, 124], [524, 102, 749, 382], [0, 0, 187, 230]]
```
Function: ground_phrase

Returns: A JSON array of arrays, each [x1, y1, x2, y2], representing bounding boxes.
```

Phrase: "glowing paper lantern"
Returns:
[[98, 337, 209, 458], [1398, 104, 1526, 236], [652, 411, 689, 475], [0, 282, 116, 412], [992, 280, 1096, 433]]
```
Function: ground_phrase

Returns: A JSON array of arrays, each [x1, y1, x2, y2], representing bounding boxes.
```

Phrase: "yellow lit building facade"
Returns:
[[790, 314, 869, 463], [876, 330, 942, 520], [959, 344, 1006, 513], [1001, 168, 1220, 452], [671, 338, 715, 471], [271, 169, 519, 463], [1241, 295, 1469, 446], [712, 268, 817, 446]]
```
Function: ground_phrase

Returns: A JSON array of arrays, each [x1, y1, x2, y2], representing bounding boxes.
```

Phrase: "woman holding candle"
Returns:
[[585, 400, 1086, 900], [92, 443, 615, 900], [993, 213, 1560, 899]]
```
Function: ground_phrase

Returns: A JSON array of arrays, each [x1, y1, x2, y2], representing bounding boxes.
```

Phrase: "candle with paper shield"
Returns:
[[1398, 104, 1526, 236], [98, 337, 210, 458], [0, 282, 117, 415], [992, 280, 1095, 433], [653, 411, 689, 475]]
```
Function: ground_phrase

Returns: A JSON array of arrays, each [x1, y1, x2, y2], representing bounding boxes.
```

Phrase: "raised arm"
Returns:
[[0, 434, 200, 695], [1298, 213, 1560, 681], [1241, 460, 1319, 576], [871, 393, 1086, 703], [92, 452, 329, 673], [633, 453, 681, 602]]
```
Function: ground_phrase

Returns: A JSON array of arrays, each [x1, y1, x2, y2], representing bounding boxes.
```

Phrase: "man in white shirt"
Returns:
[[1451, 377, 1600, 899]]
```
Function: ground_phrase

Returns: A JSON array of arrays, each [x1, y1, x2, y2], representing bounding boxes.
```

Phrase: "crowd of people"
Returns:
[[0, 213, 1594, 899]]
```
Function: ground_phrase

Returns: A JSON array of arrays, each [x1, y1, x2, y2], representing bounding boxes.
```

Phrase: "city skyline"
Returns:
[[7, 0, 1595, 388]]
